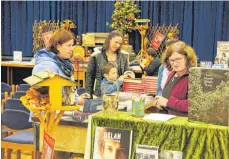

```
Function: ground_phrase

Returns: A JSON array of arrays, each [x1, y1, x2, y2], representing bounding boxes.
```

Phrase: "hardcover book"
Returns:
[[188, 67, 229, 126], [93, 127, 133, 159], [136, 144, 159, 159]]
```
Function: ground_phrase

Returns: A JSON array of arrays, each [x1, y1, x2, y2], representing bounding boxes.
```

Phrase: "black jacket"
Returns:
[[141, 57, 161, 76], [86, 48, 129, 97]]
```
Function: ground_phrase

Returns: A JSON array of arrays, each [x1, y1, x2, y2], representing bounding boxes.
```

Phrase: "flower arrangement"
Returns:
[[107, 1, 141, 33], [20, 87, 49, 107]]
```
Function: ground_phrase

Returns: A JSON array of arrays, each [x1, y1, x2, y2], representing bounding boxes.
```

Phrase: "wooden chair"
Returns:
[[1, 99, 39, 159]]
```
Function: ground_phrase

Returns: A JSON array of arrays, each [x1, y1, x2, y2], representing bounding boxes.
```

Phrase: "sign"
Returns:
[[42, 31, 53, 48], [151, 31, 165, 50], [41, 130, 55, 159], [13, 51, 22, 62]]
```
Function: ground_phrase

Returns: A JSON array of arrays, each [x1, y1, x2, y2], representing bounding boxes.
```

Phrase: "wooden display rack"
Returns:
[[21, 70, 80, 133]]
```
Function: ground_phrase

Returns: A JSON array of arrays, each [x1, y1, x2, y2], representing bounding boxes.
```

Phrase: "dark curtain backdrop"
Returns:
[[1, 1, 229, 61]]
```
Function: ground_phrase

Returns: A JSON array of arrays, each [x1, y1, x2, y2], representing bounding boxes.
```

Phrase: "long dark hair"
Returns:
[[103, 30, 123, 52], [48, 29, 75, 54]]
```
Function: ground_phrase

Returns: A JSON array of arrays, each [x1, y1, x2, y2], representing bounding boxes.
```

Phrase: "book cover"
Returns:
[[93, 127, 133, 159], [151, 31, 165, 50], [41, 130, 55, 159], [188, 67, 229, 126], [159, 150, 183, 159], [136, 144, 159, 159], [215, 41, 229, 67], [42, 31, 53, 48]]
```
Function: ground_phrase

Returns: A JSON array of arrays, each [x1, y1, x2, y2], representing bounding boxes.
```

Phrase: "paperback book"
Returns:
[[93, 127, 133, 159]]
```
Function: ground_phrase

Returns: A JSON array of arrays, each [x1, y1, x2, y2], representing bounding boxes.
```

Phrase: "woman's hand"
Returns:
[[118, 75, 124, 81], [155, 96, 168, 107], [140, 63, 145, 69], [77, 97, 85, 105]]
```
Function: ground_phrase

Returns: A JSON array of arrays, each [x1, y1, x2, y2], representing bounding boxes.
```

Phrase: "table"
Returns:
[[1, 61, 87, 87], [85, 112, 229, 159], [1, 61, 34, 85], [34, 116, 88, 155]]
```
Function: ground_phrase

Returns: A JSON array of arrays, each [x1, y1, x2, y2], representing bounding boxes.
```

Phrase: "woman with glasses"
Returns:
[[154, 41, 197, 116]]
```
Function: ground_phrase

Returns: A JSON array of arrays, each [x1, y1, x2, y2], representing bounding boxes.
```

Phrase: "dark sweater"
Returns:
[[141, 57, 161, 76]]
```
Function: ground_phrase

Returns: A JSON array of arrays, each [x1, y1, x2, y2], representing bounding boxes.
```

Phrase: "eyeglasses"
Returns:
[[169, 56, 184, 64]]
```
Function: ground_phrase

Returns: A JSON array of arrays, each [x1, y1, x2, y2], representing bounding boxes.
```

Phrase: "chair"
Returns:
[[12, 91, 26, 99], [1, 100, 39, 159], [4, 98, 30, 113], [16, 84, 30, 92], [1, 82, 12, 94]]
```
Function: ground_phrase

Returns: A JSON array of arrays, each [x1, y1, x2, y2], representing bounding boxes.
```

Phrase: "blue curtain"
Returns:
[[1, 1, 229, 61]]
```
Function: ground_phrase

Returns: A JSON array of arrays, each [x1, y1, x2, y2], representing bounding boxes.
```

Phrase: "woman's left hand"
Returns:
[[155, 96, 168, 107]]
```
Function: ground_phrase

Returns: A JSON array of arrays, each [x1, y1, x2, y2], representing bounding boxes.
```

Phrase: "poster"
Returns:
[[42, 31, 53, 48], [41, 130, 55, 159], [151, 31, 165, 50]]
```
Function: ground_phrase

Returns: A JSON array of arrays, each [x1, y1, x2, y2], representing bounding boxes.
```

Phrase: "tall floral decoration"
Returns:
[[107, 1, 141, 33]]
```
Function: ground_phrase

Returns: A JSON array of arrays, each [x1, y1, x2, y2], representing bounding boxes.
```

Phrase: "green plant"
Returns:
[[107, 1, 141, 33]]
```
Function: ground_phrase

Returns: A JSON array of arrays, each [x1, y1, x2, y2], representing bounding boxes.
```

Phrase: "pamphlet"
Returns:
[[143, 113, 176, 122], [136, 144, 159, 159]]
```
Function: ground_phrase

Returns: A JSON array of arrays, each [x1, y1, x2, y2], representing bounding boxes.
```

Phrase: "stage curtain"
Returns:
[[1, 1, 229, 61]]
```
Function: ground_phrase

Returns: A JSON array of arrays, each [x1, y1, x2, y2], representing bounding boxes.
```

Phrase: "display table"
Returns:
[[86, 112, 229, 159], [34, 116, 88, 154], [1, 61, 86, 87], [1, 61, 34, 85]]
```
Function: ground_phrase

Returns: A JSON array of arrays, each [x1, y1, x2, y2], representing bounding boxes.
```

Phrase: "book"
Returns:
[[93, 127, 133, 159], [136, 144, 159, 159], [159, 150, 183, 159], [41, 130, 55, 159], [188, 67, 229, 126], [151, 31, 165, 50], [215, 41, 229, 68]]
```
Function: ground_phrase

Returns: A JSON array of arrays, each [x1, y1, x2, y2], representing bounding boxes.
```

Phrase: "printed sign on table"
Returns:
[[41, 130, 55, 159]]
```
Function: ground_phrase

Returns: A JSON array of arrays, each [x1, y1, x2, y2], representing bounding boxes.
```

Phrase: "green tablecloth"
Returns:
[[90, 112, 229, 159]]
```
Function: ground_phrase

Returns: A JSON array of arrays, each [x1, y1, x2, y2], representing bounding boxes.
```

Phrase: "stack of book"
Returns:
[[123, 77, 157, 94], [122, 78, 144, 93], [142, 76, 157, 94]]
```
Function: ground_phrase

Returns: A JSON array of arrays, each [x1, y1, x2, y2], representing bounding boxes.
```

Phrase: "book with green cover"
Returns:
[[188, 67, 229, 126]]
